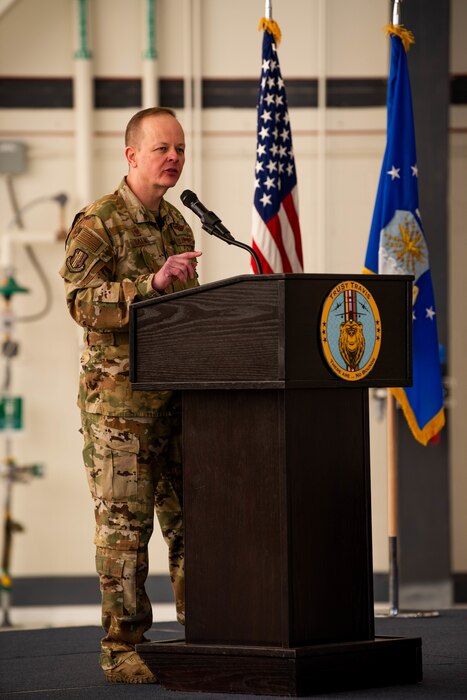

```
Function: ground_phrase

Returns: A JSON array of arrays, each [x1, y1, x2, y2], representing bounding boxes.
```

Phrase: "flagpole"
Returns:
[[376, 1, 441, 620], [382, 0, 403, 620], [382, 0, 401, 620], [387, 391, 399, 616], [392, 0, 403, 26], [383, 387, 440, 621], [265, 0, 272, 20]]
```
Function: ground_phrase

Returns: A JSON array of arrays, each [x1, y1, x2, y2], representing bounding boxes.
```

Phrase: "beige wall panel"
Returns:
[[318, 126, 386, 273], [449, 126, 467, 572], [93, 0, 187, 76], [369, 397, 389, 572], [200, 0, 319, 77], [451, 0, 467, 73], [156, 0, 190, 76], [8, 248, 95, 576], [449, 0, 467, 579], [0, 0, 73, 75], [325, 0, 389, 77], [92, 0, 141, 76]]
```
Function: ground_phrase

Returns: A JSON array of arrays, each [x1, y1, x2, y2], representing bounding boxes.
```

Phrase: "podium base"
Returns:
[[137, 635, 422, 696]]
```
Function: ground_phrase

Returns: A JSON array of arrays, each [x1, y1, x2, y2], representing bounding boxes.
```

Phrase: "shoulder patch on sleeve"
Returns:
[[75, 227, 106, 254], [60, 222, 113, 282], [66, 248, 88, 273]]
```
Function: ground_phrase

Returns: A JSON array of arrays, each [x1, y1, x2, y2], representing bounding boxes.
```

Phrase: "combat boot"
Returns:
[[104, 652, 157, 684]]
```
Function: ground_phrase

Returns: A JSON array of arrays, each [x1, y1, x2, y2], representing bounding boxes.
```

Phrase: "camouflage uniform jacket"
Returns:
[[59, 178, 198, 417]]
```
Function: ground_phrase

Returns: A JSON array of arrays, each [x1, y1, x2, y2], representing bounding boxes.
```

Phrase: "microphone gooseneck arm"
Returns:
[[180, 190, 263, 274], [201, 223, 264, 276]]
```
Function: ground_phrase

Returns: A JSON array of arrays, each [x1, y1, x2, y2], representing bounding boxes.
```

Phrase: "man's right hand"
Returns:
[[152, 250, 202, 291]]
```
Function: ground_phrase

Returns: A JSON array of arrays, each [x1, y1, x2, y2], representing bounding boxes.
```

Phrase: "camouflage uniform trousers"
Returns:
[[81, 410, 184, 671]]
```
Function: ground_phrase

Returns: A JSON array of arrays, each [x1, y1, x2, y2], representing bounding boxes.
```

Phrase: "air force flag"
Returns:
[[364, 26, 445, 445]]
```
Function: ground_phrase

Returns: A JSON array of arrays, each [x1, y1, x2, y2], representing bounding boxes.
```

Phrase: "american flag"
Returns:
[[251, 21, 303, 274]]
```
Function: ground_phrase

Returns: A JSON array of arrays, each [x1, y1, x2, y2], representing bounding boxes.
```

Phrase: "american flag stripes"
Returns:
[[251, 21, 303, 274]]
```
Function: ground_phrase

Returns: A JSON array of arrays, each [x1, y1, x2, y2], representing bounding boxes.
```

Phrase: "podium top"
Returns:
[[130, 273, 413, 390]]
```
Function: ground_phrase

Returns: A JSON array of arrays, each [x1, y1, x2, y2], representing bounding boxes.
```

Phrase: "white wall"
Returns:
[[0, 0, 465, 582]]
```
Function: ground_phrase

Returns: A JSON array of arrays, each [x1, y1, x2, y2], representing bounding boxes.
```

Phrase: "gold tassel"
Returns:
[[258, 17, 282, 45], [385, 23, 415, 52]]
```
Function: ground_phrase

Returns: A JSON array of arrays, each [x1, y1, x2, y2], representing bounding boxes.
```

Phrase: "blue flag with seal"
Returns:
[[364, 24, 445, 446]]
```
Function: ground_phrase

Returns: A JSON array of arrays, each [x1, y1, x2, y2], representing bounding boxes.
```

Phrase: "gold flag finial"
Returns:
[[258, 17, 281, 45], [385, 23, 415, 52]]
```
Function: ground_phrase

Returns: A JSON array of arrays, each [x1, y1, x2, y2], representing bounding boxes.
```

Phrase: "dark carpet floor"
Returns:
[[1, 611, 466, 698]]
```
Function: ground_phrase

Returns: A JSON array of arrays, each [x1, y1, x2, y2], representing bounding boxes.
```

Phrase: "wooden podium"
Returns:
[[130, 273, 422, 696]]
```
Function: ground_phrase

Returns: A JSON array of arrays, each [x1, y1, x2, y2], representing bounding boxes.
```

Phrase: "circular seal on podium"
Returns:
[[320, 280, 382, 381]]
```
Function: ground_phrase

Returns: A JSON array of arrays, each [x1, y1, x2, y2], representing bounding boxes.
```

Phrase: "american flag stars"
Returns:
[[251, 23, 303, 274], [254, 43, 297, 216]]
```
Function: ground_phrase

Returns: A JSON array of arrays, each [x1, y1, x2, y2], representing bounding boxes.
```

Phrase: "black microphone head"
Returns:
[[180, 189, 197, 208], [54, 192, 68, 207]]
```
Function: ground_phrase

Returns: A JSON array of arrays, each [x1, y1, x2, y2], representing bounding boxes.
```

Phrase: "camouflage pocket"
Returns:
[[83, 421, 140, 502], [95, 553, 125, 578], [96, 552, 138, 618], [140, 245, 167, 273]]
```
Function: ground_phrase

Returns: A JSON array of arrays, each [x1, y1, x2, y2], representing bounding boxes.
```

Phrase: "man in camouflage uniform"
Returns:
[[59, 107, 201, 684]]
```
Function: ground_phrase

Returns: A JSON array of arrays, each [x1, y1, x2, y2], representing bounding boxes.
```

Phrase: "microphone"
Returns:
[[180, 190, 235, 242], [180, 189, 263, 274], [53, 193, 68, 207]]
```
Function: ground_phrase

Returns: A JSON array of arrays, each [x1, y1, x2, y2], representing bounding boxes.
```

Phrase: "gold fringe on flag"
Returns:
[[390, 386, 446, 446], [258, 17, 282, 45], [385, 23, 415, 52]]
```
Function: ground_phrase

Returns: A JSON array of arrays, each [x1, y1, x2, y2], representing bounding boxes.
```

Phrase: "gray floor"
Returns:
[[1, 610, 467, 698]]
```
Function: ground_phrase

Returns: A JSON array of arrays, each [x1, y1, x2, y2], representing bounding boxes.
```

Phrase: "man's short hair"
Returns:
[[125, 107, 177, 147]]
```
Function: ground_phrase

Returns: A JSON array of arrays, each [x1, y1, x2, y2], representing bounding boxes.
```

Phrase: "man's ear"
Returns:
[[125, 146, 137, 169]]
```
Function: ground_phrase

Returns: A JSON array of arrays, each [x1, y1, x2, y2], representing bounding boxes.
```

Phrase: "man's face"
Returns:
[[126, 114, 186, 195]]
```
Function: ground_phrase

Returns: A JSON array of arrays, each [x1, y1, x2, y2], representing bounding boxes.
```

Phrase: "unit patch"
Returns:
[[66, 248, 88, 273], [320, 280, 381, 381]]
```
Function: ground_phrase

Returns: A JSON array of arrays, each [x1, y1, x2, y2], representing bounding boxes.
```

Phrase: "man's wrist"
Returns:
[[151, 272, 163, 292]]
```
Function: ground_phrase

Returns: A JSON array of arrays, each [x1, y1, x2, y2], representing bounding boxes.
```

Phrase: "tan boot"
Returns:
[[104, 652, 157, 684]]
